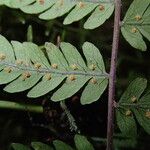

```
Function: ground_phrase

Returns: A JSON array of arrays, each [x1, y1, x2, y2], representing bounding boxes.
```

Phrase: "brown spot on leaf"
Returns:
[[51, 63, 58, 69], [125, 109, 132, 116], [39, 0, 45, 5], [131, 96, 137, 103], [21, 72, 31, 80], [4, 67, 12, 73], [90, 78, 97, 84], [145, 110, 150, 119], [44, 73, 51, 80], [34, 63, 42, 69], [99, 4, 105, 11], [89, 64, 96, 70], [70, 64, 78, 70], [131, 27, 138, 33], [135, 15, 142, 21], [78, 2, 85, 8], [0, 53, 6, 61], [68, 74, 76, 81]]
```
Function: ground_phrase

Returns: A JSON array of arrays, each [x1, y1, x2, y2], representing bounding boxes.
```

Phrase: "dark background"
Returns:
[[0, 0, 150, 149]]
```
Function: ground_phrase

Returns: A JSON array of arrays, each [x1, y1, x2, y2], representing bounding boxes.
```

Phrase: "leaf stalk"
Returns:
[[0, 100, 43, 113], [106, 0, 121, 149]]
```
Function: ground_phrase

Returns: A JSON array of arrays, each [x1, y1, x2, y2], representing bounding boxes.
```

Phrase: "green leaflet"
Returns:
[[63, 2, 98, 25], [4, 0, 35, 8], [0, 35, 15, 62], [0, 34, 108, 104], [27, 75, 65, 98], [121, 25, 147, 51], [0, 70, 21, 85], [84, 3, 114, 29], [133, 108, 150, 134], [12, 143, 30, 150], [138, 91, 150, 106], [0, 38, 22, 85], [113, 136, 137, 149], [123, 0, 150, 21], [51, 75, 91, 101], [4, 73, 42, 93], [31, 142, 54, 150], [11, 41, 31, 65], [21, 0, 56, 14], [81, 42, 108, 104], [39, 0, 76, 20], [27, 42, 68, 98], [82, 42, 105, 72], [0, 0, 4, 5], [0, 0, 114, 29], [81, 78, 108, 104], [45, 42, 68, 70], [22, 42, 50, 68], [1, 40, 49, 92], [117, 78, 150, 135], [11, 134, 94, 150], [53, 140, 74, 150], [137, 26, 150, 42], [116, 108, 137, 137], [51, 42, 108, 102], [121, 0, 150, 51], [133, 90, 150, 134], [119, 78, 147, 104], [74, 134, 94, 150], [60, 42, 87, 70]]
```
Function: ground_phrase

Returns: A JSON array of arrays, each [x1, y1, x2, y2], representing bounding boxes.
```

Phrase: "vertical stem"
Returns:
[[106, 0, 121, 150]]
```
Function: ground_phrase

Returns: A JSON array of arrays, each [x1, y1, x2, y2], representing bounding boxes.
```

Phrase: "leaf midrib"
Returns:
[[0, 61, 109, 78]]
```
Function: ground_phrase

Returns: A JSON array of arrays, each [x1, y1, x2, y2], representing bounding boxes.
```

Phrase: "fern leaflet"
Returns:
[[0, 34, 108, 104], [0, 0, 114, 29]]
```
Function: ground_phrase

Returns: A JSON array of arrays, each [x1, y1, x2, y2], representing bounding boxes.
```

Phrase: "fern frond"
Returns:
[[116, 78, 150, 136], [0, 0, 114, 29], [0, 34, 108, 104], [121, 0, 150, 51]]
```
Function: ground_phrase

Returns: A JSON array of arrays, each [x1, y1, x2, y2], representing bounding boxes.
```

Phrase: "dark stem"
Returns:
[[106, 0, 121, 150]]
